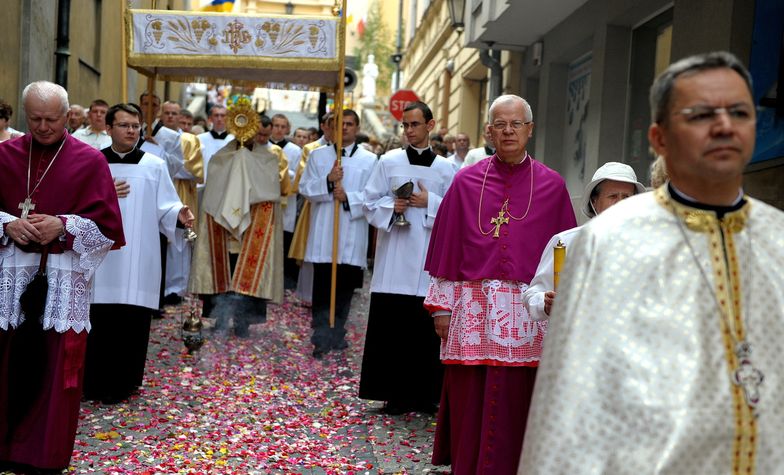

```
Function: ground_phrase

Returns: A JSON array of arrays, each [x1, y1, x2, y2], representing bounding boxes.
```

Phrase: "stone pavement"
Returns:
[[58, 278, 451, 474]]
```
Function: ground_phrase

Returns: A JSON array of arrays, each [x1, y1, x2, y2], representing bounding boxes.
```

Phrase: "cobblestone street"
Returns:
[[62, 284, 449, 474]]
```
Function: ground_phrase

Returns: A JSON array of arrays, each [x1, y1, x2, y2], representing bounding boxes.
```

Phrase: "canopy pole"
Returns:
[[121, 2, 128, 102], [329, 0, 348, 329], [144, 0, 159, 137]]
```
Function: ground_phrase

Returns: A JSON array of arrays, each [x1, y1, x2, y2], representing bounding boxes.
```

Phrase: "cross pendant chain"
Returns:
[[732, 341, 764, 411], [18, 198, 35, 219], [490, 209, 509, 238]]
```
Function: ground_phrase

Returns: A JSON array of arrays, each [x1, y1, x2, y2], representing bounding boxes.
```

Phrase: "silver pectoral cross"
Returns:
[[18, 198, 35, 219], [732, 342, 764, 410]]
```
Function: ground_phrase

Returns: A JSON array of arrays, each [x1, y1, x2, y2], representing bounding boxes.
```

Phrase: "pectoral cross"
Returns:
[[732, 341, 764, 410], [490, 210, 509, 238], [18, 198, 35, 219]]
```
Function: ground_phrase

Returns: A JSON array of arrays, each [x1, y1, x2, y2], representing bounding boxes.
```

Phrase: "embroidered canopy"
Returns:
[[126, 9, 342, 90]]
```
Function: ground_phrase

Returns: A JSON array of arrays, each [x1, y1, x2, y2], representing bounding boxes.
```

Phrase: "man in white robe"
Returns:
[[270, 113, 303, 289], [71, 99, 111, 149], [289, 112, 334, 304], [461, 128, 495, 168], [359, 101, 455, 413], [299, 110, 376, 358], [85, 104, 193, 404], [523, 162, 645, 321], [139, 93, 185, 179], [159, 101, 204, 301], [189, 115, 289, 337], [196, 105, 233, 189], [520, 51, 784, 474]]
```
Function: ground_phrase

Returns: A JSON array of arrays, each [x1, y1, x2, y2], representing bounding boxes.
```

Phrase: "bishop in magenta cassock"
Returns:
[[423, 95, 576, 474], [0, 81, 124, 473]]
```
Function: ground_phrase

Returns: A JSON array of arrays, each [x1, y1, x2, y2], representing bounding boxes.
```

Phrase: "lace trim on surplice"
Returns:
[[424, 276, 546, 365], [0, 215, 114, 333]]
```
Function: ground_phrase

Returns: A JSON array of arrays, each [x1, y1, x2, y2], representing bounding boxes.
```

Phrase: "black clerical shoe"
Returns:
[[414, 402, 438, 415], [163, 293, 183, 306], [332, 339, 348, 351], [312, 347, 328, 359], [383, 400, 416, 415]]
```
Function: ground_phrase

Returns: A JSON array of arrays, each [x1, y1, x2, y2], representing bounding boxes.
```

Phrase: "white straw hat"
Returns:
[[581, 162, 646, 218]]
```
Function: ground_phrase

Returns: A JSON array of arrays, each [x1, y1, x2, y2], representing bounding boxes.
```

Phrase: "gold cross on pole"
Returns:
[[18, 198, 35, 219], [490, 210, 509, 238]]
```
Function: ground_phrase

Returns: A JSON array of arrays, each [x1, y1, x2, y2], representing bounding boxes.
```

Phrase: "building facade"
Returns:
[[0, 0, 190, 131], [400, 0, 784, 212]]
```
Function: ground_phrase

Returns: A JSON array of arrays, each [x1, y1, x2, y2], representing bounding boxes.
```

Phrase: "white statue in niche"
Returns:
[[361, 54, 379, 102]]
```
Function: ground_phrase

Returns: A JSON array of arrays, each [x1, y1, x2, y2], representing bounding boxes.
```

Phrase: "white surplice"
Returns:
[[299, 143, 376, 267], [197, 131, 234, 189], [522, 225, 583, 321], [519, 187, 784, 474], [93, 152, 183, 309], [151, 123, 184, 179], [363, 148, 455, 296], [276, 140, 302, 233]]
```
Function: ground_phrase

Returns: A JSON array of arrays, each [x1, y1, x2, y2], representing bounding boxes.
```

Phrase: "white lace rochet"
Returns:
[[0, 212, 114, 333]]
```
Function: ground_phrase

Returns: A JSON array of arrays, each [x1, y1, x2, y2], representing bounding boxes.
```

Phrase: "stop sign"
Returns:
[[389, 90, 421, 121]]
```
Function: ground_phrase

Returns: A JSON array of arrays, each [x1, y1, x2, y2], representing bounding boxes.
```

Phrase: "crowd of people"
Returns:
[[0, 50, 782, 474]]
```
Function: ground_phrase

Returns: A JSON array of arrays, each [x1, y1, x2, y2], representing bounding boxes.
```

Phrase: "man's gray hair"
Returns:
[[22, 81, 69, 115], [489, 94, 533, 123], [649, 51, 753, 124]]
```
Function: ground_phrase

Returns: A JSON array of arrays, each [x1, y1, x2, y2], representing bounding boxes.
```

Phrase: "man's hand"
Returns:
[[178, 206, 195, 228], [27, 214, 65, 245], [333, 185, 348, 203], [393, 197, 408, 214], [434, 313, 451, 340], [5, 218, 43, 245], [544, 290, 556, 316], [409, 181, 428, 208], [327, 163, 343, 183], [115, 179, 130, 198]]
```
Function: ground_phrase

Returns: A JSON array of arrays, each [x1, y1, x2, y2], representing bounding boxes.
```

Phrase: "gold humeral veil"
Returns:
[[519, 187, 784, 474], [189, 142, 290, 304]]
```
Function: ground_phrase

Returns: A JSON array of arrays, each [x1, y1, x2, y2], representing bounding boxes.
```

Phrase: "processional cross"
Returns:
[[18, 198, 35, 219], [732, 342, 764, 411], [490, 210, 509, 238]]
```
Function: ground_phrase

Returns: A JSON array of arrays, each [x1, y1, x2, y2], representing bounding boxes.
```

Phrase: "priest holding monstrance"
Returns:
[[519, 52, 784, 474], [190, 99, 290, 338], [423, 94, 576, 474], [0, 81, 124, 473]]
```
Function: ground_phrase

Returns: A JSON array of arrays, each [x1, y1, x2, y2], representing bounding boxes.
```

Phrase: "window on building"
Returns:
[[625, 9, 673, 184]]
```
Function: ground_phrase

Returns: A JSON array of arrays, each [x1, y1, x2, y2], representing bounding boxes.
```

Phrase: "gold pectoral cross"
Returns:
[[490, 210, 509, 238], [18, 198, 35, 219]]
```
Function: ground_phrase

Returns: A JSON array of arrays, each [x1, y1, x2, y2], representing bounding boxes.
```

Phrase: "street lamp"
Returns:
[[285, 1, 294, 14], [447, 0, 466, 32]]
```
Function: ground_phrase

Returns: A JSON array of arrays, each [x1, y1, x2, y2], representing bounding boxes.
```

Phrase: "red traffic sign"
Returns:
[[389, 90, 421, 121]]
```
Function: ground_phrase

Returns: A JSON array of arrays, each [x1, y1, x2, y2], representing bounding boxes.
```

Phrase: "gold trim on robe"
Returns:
[[656, 187, 756, 474], [519, 186, 784, 474]]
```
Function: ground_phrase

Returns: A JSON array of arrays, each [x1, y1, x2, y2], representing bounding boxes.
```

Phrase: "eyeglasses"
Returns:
[[491, 120, 531, 131], [676, 104, 755, 124], [400, 121, 425, 130], [113, 123, 141, 131]]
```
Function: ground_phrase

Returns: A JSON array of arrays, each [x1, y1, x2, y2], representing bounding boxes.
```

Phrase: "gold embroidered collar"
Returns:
[[654, 186, 750, 233]]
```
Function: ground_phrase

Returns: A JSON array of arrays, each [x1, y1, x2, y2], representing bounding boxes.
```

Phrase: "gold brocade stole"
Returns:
[[207, 202, 275, 295], [174, 179, 198, 227], [288, 200, 311, 261], [656, 188, 756, 474]]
